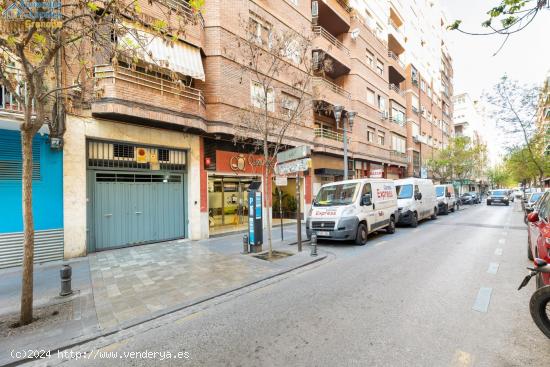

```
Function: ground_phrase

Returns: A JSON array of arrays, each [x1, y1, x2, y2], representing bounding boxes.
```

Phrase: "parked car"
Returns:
[[435, 184, 458, 214], [306, 179, 398, 245], [526, 191, 550, 287], [512, 189, 524, 201], [395, 178, 438, 227], [460, 192, 475, 205], [525, 192, 545, 224], [486, 189, 509, 206]]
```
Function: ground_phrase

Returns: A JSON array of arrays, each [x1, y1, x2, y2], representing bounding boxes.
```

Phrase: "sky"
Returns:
[[440, 0, 550, 99]]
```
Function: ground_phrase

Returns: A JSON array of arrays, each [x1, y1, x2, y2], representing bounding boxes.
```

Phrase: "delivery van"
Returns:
[[306, 179, 399, 246], [435, 184, 458, 214], [395, 178, 438, 227]]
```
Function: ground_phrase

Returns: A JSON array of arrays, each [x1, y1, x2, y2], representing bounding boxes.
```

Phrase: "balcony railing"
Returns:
[[0, 67, 26, 114], [312, 77, 351, 99], [336, 0, 352, 13], [312, 26, 350, 56], [387, 51, 405, 68], [164, 0, 205, 28], [390, 150, 408, 163], [314, 127, 349, 143], [389, 83, 404, 97], [388, 19, 402, 34], [94, 64, 205, 111]]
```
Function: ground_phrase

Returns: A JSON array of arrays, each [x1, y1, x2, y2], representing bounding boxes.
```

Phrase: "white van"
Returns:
[[395, 178, 438, 227], [435, 184, 458, 215], [306, 179, 399, 245]]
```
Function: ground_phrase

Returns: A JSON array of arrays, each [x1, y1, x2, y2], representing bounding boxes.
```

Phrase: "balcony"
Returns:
[[312, 77, 351, 109], [388, 83, 405, 105], [314, 127, 348, 143], [312, 26, 351, 75], [387, 20, 405, 54], [390, 150, 408, 164], [0, 67, 26, 115], [313, 0, 351, 36], [93, 64, 206, 131]]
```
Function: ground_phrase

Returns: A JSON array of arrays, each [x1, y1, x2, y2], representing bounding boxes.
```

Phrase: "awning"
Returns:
[[314, 168, 344, 176], [118, 26, 205, 81]]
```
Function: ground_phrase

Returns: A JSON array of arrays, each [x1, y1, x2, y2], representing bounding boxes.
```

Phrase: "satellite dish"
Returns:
[[350, 28, 360, 40]]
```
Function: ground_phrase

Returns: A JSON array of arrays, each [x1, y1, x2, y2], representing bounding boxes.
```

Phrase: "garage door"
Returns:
[[92, 172, 185, 251]]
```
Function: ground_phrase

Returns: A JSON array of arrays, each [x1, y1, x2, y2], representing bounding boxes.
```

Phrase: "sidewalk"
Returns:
[[0, 225, 321, 366]]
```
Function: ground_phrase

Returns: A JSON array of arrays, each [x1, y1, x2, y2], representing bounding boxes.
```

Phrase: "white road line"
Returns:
[[372, 240, 388, 247], [494, 248, 503, 256], [487, 262, 499, 274], [498, 238, 506, 245], [472, 287, 493, 313]]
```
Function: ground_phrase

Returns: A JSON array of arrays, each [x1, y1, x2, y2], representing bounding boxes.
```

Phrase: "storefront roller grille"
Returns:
[[87, 140, 186, 171]]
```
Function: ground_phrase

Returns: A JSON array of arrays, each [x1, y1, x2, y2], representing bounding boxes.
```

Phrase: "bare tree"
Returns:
[[230, 16, 314, 257], [0, 0, 201, 325], [484, 76, 545, 186]]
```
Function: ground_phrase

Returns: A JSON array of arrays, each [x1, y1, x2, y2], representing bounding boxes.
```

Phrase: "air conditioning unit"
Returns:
[[312, 1, 319, 17]]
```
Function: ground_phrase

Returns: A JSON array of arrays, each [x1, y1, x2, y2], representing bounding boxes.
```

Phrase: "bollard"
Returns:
[[310, 233, 318, 257], [242, 234, 249, 254], [60, 264, 73, 296]]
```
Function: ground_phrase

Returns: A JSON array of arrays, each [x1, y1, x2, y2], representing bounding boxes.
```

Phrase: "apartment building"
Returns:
[[536, 71, 550, 156], [0, 0, 455, 263]]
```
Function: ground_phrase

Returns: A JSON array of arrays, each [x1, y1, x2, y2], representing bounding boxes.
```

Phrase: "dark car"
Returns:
[[460, 192, 479, 204], [487, 189, 509, 206]]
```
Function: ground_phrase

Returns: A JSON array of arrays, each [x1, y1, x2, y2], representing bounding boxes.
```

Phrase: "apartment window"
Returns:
[[367, 88, 375, 105], [249, 13, 272, 47], [378, 132, 385, 146], [366, 49, 374, 68], [281, 92, 299, 116], [427, 86, 432, 98], [411, 122, 420, 137], [367, 128, 375, 142], [391, 108, 405, 124], [392, 134, 406, 153], [251, 81, 275, 111], [428, 136, 432, 146], [378, 95, 387, 111], [411, 66, 418, 85], [411, 95, 419, 112], [376, 59, 384, 76], [420, 79, 426, 92]]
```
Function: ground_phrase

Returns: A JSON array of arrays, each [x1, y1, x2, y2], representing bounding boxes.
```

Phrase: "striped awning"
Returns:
[[118, 26, 205, 81]]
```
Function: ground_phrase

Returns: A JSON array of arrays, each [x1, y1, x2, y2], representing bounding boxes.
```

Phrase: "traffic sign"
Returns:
[[275, 158, 311, 175], [276, 146, 311, 164]]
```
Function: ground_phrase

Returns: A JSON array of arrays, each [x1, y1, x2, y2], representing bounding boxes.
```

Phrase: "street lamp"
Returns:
[[333, 105, 343, 129], [344, 111, 357, 180]]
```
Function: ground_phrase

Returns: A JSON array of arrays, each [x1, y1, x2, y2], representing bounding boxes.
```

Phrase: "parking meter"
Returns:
[[247, 181, 263, 253]]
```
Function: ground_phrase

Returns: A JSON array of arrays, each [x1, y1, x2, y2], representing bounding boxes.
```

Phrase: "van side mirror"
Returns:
[[414, 192, 422, 200], [527, 212, 539, 223], [361, 194, 372, 206]]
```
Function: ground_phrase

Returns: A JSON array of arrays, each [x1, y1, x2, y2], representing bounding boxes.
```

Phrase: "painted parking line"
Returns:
[[498, 238, 506, 245], [494, 248, 503, 256], [472, 287, 493, 313], [372, 240, 388, 247], [487, 262, 499, 274]]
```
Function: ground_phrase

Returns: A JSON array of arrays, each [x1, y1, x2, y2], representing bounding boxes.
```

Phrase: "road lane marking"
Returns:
[[451, 350, 474, 367], [502, 231, 508, 236], [495, 248, 503, 256], [487, 262, 499, 274], [472, 287, 492, 313], [412, 228, 420, 233], [498, 238, 506, 245], [372, 240, 387, 247]]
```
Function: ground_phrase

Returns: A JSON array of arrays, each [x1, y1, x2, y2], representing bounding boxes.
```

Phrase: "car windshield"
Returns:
[[314, 183, 358, 207], [530, 193, 543, 202], [435, 187, 445, 197], [396, 184, 413, 199], [491, 190, 506, 196], [461, 193, 470, 197]]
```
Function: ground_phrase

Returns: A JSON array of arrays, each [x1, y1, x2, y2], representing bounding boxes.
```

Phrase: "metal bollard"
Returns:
[[242, 234, 249, 254], [310, 233, 318, 257], [60, 264, 73, 296]]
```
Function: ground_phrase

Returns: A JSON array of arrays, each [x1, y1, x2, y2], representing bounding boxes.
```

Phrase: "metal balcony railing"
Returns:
[[0, 67, 26, 114], [336, 0, 352, 13], [388, 83, 404, 97], [314, 127, 349, 143], [312, 26, 351, 56], [388, 19, 402, 34], [390, 150, 408, 163], [164, 0, 205, 28], [387, 51, 405, 68], [94, 64, 205, 109], [312, 77, 351, 99]]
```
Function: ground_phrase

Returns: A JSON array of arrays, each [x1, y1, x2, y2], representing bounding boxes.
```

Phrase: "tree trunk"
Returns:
[[20, 128, 35, 325]]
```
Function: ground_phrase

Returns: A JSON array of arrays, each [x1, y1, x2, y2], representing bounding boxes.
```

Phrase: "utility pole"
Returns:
[[296, 172, 302, 252]]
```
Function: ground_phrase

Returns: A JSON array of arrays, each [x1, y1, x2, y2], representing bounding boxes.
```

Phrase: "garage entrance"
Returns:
[[87, 140, 187, 252]]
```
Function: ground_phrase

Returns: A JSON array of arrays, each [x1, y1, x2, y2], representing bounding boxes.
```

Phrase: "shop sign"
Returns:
[[370, 169, 384, 178], [275, 176, 288, 186], [276, 146, 311, 163], [136, 147, 148, 163], [215, 151, 265, 174], [275, 158, 311, 175]]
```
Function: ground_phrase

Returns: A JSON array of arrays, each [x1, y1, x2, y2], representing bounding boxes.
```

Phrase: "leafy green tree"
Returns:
[[504, 133, 550, 185], [486, 165, 512, 188]]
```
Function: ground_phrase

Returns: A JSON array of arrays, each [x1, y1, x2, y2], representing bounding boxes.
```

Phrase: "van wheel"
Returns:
[[410, 212, 418, 228], [355, 223, 368, 246], [387, 217, 396, 234], [430, 208, 438, 220], [443, 205, 449, 215], [450, 204, 455, 213]]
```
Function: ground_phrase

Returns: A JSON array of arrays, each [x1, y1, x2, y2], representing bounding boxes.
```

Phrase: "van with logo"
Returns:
[[306, 179, 399, 246], [395, 178, 438, 227], [435, 184, 458, 214]]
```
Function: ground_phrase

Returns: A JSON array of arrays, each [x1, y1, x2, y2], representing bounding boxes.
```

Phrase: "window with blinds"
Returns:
[[0, 130, 41, 181]]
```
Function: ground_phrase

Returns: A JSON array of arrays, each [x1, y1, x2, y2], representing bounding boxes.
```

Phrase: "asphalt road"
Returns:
[[56, 202, 549, 367]]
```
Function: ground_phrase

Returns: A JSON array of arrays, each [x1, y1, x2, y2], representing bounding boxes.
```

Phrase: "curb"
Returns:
[[2, 252, 327, 367]]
